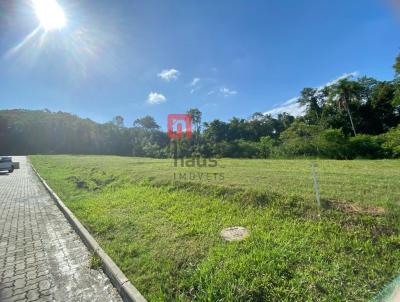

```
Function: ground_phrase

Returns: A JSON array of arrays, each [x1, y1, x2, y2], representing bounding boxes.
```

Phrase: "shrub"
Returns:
[[382, 125, 400, 158], [348, 134, 384, 159], [258, 136, 278, 158], [232, 139, 260, 158], [315, 129, 350, 159], [279, 122, 320, 157]]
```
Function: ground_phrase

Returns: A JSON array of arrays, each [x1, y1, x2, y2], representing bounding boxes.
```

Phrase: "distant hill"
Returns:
[[0, 109, 134, 156]]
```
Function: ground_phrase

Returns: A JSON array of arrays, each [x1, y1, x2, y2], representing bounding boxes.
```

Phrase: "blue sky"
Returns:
[[0, 0, 399, 128]]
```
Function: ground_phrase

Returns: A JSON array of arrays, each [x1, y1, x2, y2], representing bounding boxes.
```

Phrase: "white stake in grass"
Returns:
[[311, 162, 321, 207]]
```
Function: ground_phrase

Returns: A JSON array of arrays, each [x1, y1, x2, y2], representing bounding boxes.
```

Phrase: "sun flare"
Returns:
[[32, 0, 66, 31]]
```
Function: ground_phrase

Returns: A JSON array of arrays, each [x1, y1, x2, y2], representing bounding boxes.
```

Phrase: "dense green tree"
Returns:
[[298, 88, 323, 124], [112, 116, 125, 128], [348, 135, 384, 159], [382, 124, 400, 158], [314, 129, 349, 159], [392, 53, 400, 106], [187, 108, 202, 134], [279, 122, 321, 156], [368, 81, 399, 133], [133, 116, 160, 130], [394, 54, 400, 76], [259, 136, 276, 159], [203, 119, 229, 142]]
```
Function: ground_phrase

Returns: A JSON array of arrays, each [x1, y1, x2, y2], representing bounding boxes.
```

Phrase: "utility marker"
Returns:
[[311, 162, 321, 207]]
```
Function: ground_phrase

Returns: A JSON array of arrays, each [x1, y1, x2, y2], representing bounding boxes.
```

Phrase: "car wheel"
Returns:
[[8, 167, 14, 173]]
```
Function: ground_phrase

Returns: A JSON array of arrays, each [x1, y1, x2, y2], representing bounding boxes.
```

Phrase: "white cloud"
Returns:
[[264, 72, 358, 117], [281, 97, 299, 106], [220, 87, 238, 97], [264, 98, 305, 117], [147, 92, 166, 105], [322, 72, 358, 88], [157, 69, 180, 81], [190, 77, 200, 86], [207, 90, 216, 95]]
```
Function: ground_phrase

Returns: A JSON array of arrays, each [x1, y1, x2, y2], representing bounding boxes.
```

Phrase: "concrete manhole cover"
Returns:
[[220, 227, 249, 241]]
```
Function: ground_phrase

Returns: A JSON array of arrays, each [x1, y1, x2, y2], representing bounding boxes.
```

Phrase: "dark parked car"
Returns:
[[0, 157, 20, 173]]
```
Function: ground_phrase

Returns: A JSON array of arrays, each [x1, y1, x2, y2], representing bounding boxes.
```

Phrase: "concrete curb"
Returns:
[[31, 165, 147, 302]]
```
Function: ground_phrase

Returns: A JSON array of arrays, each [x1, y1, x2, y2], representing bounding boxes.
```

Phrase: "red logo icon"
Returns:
[[167, 114, 192, 139]]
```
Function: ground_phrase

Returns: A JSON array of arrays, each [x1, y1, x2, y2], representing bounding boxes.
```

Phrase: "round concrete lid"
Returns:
[[220, 227, 249, 241]]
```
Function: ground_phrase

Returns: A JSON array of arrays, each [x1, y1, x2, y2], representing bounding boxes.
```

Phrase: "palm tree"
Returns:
[[329, 79, 359, 136], [187, 108, 202, 146]]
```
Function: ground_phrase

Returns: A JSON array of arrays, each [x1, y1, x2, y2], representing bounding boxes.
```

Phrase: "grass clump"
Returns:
[[89, 254, 102, 270]]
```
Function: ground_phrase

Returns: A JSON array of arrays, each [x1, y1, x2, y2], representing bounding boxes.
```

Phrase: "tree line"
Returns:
[[1, 55, 400, 159]]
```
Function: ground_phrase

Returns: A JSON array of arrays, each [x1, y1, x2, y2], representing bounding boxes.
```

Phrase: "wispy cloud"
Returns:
[[322, 72, 358, 88], [147, 92, 166, 105], [264, 97, 304, 116], [264, 72, 358, 117], [190, 77, 201, 94], [200, 102, 218, 112], [190, 77, 200, 86], [220, 87, 238, 97], [157, 69, 180, 81]]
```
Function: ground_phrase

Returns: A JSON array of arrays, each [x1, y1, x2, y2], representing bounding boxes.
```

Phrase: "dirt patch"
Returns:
[[66, 173, 117, 191], [66, 176, 89, 189], [324, 200, 385, 216]]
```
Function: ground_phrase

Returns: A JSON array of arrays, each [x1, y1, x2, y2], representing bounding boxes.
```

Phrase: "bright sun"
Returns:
[[32, 0, 66, 31]]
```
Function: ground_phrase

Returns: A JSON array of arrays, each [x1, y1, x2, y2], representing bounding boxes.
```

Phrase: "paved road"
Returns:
[[0, 157, 122, 302]]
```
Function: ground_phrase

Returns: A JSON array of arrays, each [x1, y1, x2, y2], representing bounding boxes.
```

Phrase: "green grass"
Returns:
[[89, 254, 102, 270], [30, 155, 400, 301], [30, 155, 400, 205]]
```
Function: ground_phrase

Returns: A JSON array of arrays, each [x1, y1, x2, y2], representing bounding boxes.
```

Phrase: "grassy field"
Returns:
[[30, 155, 400, 301]]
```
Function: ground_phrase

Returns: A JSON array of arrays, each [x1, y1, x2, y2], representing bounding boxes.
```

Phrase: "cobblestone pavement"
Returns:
[[0, 157, 123, 302]]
